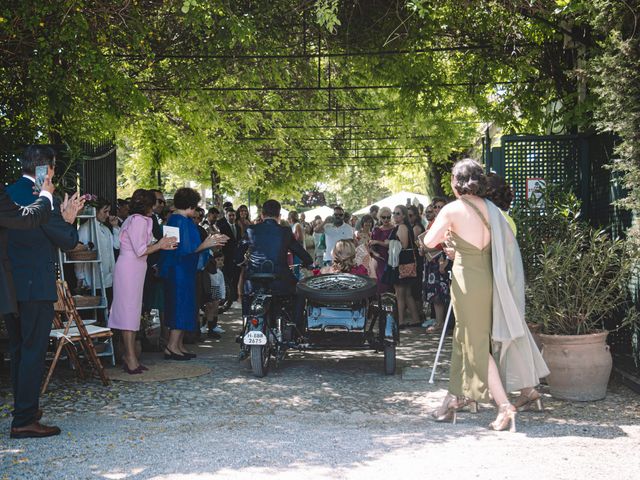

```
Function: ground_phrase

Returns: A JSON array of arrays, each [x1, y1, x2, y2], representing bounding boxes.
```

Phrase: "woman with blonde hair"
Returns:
[[369, 206, 394, 293], [320, 240, 368, 275]]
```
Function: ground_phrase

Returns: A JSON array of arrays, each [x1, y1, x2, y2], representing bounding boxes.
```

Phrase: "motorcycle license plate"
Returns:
[[244, 331, 267, 346]]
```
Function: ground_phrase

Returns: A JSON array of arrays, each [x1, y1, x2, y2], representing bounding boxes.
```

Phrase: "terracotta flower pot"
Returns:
[[539, 331, 612, 401], [527, 322, 543, 350]]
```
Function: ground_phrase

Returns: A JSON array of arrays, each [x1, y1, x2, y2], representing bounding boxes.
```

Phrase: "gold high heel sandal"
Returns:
[[490, 403, 517, 432], [431, 394, 458, 424], [513, 389, 544, 412], [456, 397, 480, 414]]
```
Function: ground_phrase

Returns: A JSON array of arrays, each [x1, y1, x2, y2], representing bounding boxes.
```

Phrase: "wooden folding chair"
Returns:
[[42, 281, 112, 393], [50, 285, 86, 381]]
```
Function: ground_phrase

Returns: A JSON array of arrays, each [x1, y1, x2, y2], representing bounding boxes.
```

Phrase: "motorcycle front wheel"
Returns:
[[250, 344, 270, 377]]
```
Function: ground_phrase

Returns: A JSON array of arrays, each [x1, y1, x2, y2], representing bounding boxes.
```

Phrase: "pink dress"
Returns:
[[109, 214, 153, 331]]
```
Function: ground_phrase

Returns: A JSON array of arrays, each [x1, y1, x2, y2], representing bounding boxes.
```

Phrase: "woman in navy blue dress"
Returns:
[[160, 188, 228, 360]]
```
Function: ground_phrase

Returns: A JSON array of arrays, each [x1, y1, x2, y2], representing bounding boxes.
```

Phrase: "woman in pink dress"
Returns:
[[109, 189, 176, 374]]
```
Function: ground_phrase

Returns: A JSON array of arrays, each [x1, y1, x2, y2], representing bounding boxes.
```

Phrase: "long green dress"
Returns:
[[448, 229, 492, 403]]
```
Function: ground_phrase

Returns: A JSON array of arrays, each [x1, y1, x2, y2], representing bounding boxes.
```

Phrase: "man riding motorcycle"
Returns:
[[235, 199, 313, 334]]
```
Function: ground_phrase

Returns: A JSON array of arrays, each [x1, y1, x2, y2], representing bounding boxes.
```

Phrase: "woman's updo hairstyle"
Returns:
[[129, 189, 155, 215], [486, 173, 515, 211], [451, 158, 488, 197], [332, 240, 357, 273]]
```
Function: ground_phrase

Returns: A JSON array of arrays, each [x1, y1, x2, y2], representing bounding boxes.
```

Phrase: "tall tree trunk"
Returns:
[[423, 156, 445, 199]]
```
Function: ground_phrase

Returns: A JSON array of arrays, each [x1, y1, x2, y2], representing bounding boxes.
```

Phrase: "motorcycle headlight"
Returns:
[[250, 301, 265, 316]]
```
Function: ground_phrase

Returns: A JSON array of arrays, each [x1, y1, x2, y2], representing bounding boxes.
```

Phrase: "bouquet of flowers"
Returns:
[[79, 193, 98, 215], [81, 193, 98, 206]]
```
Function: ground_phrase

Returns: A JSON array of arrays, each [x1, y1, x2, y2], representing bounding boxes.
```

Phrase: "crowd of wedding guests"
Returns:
[[1, 146, 546, 438], [300, 200, 456, 330], [92, 190, 456, 380], [105, 192, 458, 356]]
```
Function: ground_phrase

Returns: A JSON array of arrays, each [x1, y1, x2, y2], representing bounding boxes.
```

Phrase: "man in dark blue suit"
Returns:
[[235, 199, 313, 334], [216, 208, 242, 311], [5, 145, 84, 439], [1, 181, 54, 313]]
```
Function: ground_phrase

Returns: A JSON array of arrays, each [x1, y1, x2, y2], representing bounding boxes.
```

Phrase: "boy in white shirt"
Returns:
[[204, 251, 226, 338]]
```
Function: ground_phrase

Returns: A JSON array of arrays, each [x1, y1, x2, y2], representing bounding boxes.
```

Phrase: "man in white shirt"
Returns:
[[314, 206, 355, 264]]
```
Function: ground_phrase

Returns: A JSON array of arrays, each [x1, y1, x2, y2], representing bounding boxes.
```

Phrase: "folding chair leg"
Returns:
[[42, 340, 67, 395], [58, 280, 111, 387], [108, 338, 116, 366], [79, 335, 111, 386], [64, 342, 85, 380]]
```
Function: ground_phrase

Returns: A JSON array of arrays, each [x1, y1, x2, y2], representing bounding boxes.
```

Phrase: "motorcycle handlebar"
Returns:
[[290, 263, 313, 270]]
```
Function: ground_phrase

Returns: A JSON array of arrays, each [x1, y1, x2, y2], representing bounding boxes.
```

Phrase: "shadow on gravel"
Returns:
[[82, 417, 632, 480], [519, 422, 629, 439], [1, 311, 637, 479]]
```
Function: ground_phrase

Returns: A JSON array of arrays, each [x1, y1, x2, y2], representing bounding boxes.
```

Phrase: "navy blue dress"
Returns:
[[160, 214, 202, 332]]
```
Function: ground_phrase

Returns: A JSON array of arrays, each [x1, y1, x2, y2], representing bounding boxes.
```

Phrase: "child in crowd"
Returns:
[[203, 251, 226, 338]]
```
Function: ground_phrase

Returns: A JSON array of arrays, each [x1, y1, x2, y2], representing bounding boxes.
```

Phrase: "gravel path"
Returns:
[[2, 306, 639, 479]]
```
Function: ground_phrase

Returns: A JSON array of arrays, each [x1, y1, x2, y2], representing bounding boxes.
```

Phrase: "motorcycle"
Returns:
[[238, 269, 295, 378]]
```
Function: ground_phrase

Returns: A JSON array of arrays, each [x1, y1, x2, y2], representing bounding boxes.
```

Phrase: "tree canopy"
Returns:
[[1, 1, 638, 212]]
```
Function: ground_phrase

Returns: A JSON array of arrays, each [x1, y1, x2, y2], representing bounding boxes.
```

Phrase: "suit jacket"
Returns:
[[0, 186, 52, 314], [235, 218, 313, 295], [151, 213, 163, 241], [6, 177, 79, 303], [215, 218, 241, 263], [147, 212, 163, 269]]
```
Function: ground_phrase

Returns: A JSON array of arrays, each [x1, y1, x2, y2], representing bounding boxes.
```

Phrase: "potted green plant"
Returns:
[[514, 188, 639, 401]]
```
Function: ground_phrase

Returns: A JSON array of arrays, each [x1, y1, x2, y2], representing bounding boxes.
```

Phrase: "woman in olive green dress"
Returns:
[[421, 159, 516, 432]]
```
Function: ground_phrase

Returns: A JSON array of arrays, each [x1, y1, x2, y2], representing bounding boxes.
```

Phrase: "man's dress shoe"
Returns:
[[10, 422, 61, 439]]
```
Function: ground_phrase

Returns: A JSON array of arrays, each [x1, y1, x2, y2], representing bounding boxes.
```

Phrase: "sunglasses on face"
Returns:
[[334, 213, 344, 217], [434, 205, 444, 209], [393, 212, 401, 216], [380, 215, 391, 220]]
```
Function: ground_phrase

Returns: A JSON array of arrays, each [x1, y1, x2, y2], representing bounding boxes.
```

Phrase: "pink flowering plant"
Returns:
[[81, 193, 98, 206]]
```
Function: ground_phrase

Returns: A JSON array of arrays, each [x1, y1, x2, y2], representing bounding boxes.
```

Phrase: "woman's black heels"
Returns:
[[164, 349, 190, 361], [122, 363, 143, 375]]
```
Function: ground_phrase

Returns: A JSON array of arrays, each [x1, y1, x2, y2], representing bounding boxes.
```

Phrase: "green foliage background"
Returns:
[[1, 1, 638, 214]]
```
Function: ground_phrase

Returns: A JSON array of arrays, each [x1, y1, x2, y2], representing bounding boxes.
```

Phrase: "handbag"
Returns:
[[398, 248, 417, 279]]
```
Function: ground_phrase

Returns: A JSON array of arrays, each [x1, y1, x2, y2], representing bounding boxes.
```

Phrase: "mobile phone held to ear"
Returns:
[[35, 165, 48, 191]]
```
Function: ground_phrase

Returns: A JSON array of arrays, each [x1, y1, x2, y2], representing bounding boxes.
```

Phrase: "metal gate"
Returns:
[[1, 141, 117, 209], [80, 140, 117, 208], [485, 132, 638, 378], [485, 133, 630, 236]]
